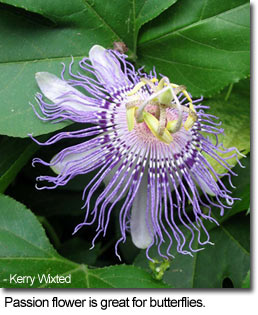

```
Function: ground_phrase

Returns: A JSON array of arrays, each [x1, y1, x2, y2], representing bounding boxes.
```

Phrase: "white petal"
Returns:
[[35, 72, 91, 112], [130, 172, 153, 249], [35, 72, 83, 102], [89, 45, 129, 88], [50, 151, 90, 174], [195, 174, 216, 196]]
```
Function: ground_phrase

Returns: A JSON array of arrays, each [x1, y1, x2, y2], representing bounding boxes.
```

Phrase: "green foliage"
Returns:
[[134, 213, 250, 288], [203, 79, 250, 174], [0, 0, 250, 288], [0, 0, 249, 136], [134, 157, 250, 288], [0, 194, 169, 288], [0, 0, 177, 137], [0, 136, 38, 193], [242, 270, 250, 288], [138, 0, 250, 96]]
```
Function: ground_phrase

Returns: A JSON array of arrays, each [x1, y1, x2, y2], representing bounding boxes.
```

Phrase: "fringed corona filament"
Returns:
[[125, 77, 198, 144]]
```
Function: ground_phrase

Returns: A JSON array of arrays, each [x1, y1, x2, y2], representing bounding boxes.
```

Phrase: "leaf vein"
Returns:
[[177, 32, 249, 53], [199, 0, 208, 21], [216, 16, 250, 28], [140, 3, 249, 46], [83, 0, 123, 43], [136, 0, 148, 19], [0, 227, 56, 258], [220, 225, 249, 255], [141, 54, 240, 73]]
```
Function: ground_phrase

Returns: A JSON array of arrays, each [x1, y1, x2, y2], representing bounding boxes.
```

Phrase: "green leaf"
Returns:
[[134, 213, 250, 288], [0, 0, 177, 137], [0, 194, 57, 257], [0, 136, 38, 193], [241, 270, 250, 288], [138, 0, 250, 96], [1, 0, 249, 137], [0, 0, 177, 54], [203, 78, 250, 174], [0, 194, 169, 288], [59, 238, 101, 266], [0, 58, 73, 137]]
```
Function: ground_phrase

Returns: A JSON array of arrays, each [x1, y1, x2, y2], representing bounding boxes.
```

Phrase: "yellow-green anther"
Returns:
[[167, 120, 182, 133], [127, 81, 146, 96], [184, 110, 197, 131], [143, 111, 173, 144], [126, 107, 136, 131]]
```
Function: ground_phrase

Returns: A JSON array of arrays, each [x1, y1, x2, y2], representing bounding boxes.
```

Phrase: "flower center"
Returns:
[[125, 77, 197, 144]]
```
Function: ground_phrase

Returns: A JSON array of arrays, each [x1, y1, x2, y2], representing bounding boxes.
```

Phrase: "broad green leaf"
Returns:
[[241, 270, 250, 288], [134, 213, 250, 288], [190, 213, 250, 288], [0, 59, 73, 137], [138, 0, 250, 96], [0, 0, 177, 137], [59, 238, 101, 266], [0, 194, 57, 257], [0, 136, 38, 192], [0, 194, 169, 288], [0, 0, 177, 55], [203, 79, 250, 174], [0, 0, 249, 137]]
